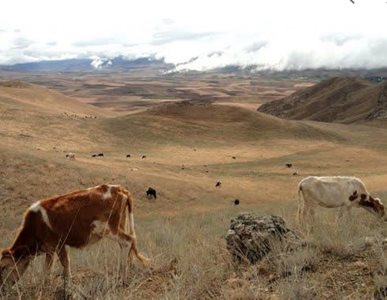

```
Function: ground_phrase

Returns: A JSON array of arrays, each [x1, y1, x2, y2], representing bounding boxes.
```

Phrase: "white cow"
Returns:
[[297, 176, 387, 224]]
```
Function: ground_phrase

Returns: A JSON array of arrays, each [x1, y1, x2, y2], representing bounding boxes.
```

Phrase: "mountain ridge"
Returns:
[[258, 77, 387, 123]]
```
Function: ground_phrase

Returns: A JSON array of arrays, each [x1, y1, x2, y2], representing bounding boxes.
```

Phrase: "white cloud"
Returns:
[[1, 0, 387, 70]]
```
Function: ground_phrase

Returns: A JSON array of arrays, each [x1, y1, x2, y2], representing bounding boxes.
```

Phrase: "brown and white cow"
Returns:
[[0, 184, 148, 287], [297, 176, 387, 225]]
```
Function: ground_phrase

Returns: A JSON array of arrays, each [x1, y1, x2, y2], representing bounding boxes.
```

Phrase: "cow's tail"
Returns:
[[297, 182, 304, 224], [124, 190, 149, 265]]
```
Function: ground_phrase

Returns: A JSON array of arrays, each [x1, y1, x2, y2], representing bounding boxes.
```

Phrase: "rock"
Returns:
[[225, 213, 296, 264]]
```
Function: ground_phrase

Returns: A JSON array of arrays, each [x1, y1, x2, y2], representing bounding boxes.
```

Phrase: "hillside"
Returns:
[[0, 80, 112, 117], [101, 101, 345, 149], [1, 81, 387, 299], [258, 77, 387, 123]]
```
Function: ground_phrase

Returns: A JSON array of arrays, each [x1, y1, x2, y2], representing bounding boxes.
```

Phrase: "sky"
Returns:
[[1, 0, 387, 71]]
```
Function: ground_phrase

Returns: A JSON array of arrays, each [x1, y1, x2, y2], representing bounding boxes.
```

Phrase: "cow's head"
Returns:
[[358, 194, 387, 221], [0, 248, 31, 288]]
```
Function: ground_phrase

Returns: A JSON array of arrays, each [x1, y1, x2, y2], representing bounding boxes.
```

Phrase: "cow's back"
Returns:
[[299, 176, 367, 208], [39, 189, 113, 248]]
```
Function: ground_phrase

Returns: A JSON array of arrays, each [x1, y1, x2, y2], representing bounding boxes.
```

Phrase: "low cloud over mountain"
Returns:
[[1, 0, 387, 71]]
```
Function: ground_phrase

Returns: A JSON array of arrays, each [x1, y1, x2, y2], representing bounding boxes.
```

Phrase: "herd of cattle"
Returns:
[[66, 152, 148, 160], [1, 150, 386, 290]]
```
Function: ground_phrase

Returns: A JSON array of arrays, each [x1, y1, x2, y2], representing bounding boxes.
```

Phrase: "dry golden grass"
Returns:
[[0, 80, 386, 299]]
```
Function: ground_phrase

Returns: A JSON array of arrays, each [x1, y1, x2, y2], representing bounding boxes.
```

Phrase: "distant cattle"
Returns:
[[98, 153, 104, 157], [0, 184, 148, 288], [65, 153, 75, 160], [146, 187, 157, 199], [286, 163, 293, 168], [232, 156, 236, 160], [293, 172, 298, 176], [142, 155, 146, 159], [92, 154, 97, 157], [215, 181, 222, 188], [234, 199, 240, 205], [297, 176, 387, 225], [126, 154, 131, 158]]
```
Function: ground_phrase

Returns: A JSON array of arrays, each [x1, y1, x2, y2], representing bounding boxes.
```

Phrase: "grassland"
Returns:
[[0, 77, 386, 299]]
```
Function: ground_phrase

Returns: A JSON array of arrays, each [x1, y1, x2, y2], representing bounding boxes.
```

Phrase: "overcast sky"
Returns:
[[1, 0, 387, 70]]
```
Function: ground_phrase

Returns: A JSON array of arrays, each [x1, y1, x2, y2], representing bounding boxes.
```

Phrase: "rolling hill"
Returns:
[[102, 100, 346, 148], [0, 80, 111, 116], [1, 80, 387, 299], [258, 77, 387, 123]]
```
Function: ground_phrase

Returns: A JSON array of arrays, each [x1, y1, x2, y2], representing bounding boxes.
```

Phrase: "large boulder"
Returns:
[[226, 213, 297, 264]]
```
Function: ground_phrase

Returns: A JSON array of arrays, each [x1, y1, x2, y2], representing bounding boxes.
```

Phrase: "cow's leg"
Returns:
[[302, 204, 315, 233], [336, 206, 352, 226], [336, 207, 346, 224], [118, 231, 149, 265], [301, 205, 310, 225], [56, 247, 71, 279], [297, 202, 305, 225], [44, 251, 55, 278], [108, 214, 149, 266]]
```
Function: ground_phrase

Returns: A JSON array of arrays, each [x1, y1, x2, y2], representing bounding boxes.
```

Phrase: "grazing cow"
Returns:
[[146, 187, 157, 199], [126, 154, 131, 158], [142, 155, 146, 159], [234, 199, 240, 206], [286, 163, 293, 168], [98, 153, 104, 157], [65, 153, 75, 160], [232, 156, 236, 160], [92, 154, 97, 158], [297, 176, 387, 225], [0, 184, 148, 287], [215, 181, 222, 188]]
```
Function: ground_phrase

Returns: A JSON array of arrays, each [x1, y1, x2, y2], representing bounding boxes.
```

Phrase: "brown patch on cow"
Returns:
[[358, 195, 385, 216], [359, 198, 375, 208], [98, 184, 109, 193], [368, 196, 385, 216], [349, 190, 358, 201]]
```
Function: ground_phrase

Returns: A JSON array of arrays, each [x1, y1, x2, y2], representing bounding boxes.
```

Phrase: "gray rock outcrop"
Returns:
[[225, 213, 297, 264]]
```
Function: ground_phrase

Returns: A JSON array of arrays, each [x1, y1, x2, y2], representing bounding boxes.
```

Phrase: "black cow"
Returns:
[[92, 154, 97, 157], [215, 181, 222, 188], [146, 187, 157, 199], [232, 156, 236, 159], [98, 153, 104, 157], [234, 199, 240, 205], [285, 163, 292, 168], [126, 154, 131, 158], [142, 155, 147, 159]]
